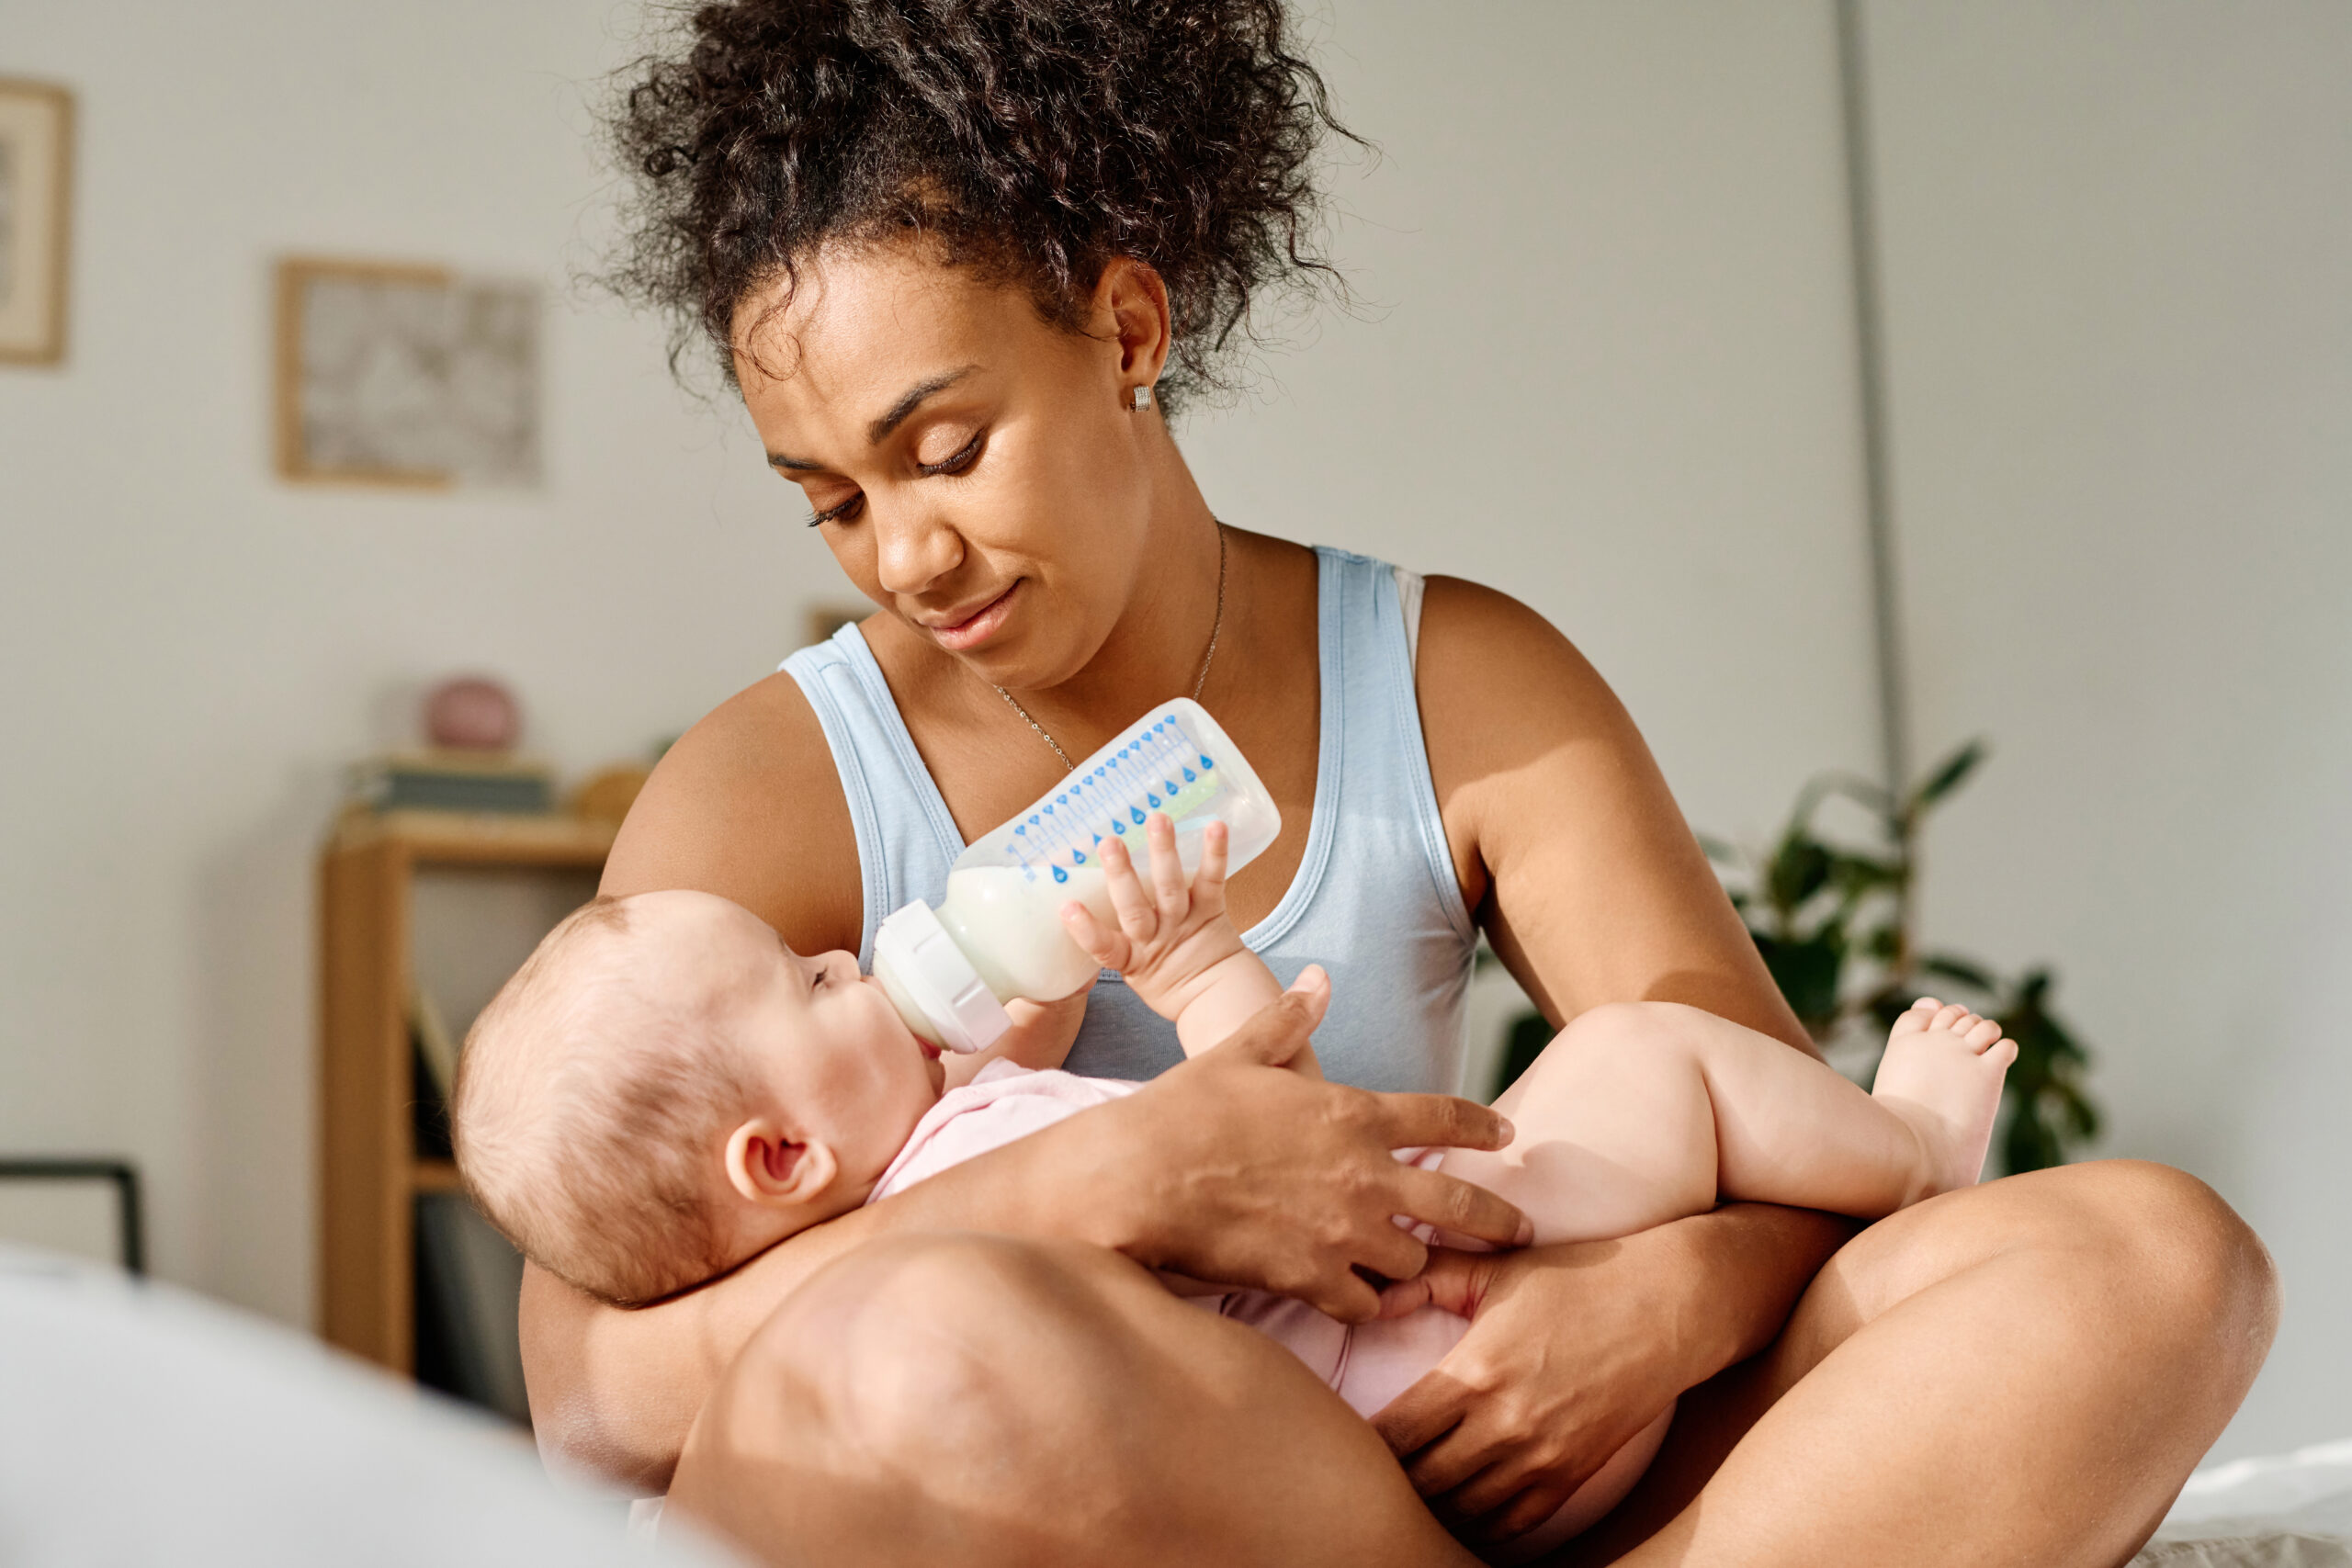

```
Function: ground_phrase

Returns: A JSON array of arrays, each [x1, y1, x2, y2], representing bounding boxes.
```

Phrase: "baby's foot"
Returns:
[[1871, 998, 2019, 1201]]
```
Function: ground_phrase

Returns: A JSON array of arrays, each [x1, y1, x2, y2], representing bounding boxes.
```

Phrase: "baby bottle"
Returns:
[[870, 697, 1282, 1053]]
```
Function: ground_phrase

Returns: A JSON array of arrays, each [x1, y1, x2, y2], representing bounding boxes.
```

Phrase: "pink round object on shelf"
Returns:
[[424, 677, 522, 751]]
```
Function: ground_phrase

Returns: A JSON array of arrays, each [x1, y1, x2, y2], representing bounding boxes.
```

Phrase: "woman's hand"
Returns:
[[1077, 972, 1532, 1321], [1370, 1205, 1856, 1546]]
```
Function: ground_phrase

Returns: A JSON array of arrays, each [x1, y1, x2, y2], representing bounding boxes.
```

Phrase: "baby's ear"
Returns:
[[723, 1119, 839, 1208]]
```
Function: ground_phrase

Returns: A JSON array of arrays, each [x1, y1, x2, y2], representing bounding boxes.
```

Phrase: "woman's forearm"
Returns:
[[1665, 1201, 1857, 1382], [522, 1116, 1135, 1493]]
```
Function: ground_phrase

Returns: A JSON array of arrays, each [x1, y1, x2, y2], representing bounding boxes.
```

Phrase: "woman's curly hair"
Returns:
[[603, 0, 1356, 411]]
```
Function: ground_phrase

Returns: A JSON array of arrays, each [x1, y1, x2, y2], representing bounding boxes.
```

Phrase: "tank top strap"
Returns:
[[778, 627, 966, 969]]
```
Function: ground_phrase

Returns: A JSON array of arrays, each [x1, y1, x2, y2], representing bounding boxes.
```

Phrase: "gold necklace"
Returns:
[[993, 523, 1227, 773]]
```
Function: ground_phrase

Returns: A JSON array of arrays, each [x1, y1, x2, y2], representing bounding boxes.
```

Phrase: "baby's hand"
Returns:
[[1060, 815, 1252, 1021]]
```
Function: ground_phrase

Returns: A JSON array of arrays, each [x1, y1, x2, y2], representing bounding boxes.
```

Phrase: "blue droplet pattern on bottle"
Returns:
[[997, 709, 1233, 882]]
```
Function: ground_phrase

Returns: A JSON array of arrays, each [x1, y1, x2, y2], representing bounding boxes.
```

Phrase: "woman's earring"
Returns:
[[1130, 384, 1154, 412]]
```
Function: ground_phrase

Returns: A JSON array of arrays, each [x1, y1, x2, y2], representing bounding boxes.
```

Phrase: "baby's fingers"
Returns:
[[1099, 834, 1160, 943], [1059, 900, 1127, 967], [1193, 819, 1230, 911], [1145, 814, 1190, 920]]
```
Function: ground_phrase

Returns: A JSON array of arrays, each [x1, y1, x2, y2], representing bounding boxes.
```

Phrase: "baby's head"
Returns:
[[452, 889, 945, 1304]]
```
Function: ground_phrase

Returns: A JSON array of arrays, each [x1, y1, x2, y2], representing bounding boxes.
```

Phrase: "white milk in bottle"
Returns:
[[870, 698, 1281, 1052]]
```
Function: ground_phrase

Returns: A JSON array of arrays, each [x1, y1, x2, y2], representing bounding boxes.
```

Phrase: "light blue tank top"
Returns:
[[780, 547, 1476, 1093]]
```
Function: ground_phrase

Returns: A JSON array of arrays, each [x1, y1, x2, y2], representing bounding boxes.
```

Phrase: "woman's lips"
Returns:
[[928, 581, 1019, 652]]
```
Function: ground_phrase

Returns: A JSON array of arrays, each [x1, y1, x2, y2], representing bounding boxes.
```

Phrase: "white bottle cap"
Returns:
[[870, 901, 1012, 1055]]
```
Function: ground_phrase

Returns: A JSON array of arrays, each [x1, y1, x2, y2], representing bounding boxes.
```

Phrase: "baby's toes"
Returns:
[[1890, 998, 1942, 1038], [1928, 1002, 1973, 1034], [1962, 1015, 2007, 1051]]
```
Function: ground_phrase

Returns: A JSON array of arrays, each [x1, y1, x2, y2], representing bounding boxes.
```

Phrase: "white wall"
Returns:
[[3, 0, 2340, 1470], [1864, 0, 2352, 1461]]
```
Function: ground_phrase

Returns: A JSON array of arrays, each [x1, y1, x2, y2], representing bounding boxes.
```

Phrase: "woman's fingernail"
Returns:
[[1495, 1117, 1515, 1143]]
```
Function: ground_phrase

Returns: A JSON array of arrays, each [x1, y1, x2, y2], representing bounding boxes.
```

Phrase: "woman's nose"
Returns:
[[871, 502, 966, 597]]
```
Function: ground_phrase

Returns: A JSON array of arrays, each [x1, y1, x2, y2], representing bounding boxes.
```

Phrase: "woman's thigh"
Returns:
[[667, 1231, 1480, 1568], [1565, 1159, 2277, 1567]]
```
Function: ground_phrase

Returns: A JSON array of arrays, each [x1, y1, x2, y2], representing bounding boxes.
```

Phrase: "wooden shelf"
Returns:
[[329, 806, 616, 867], [317, 807, 613, 1375]]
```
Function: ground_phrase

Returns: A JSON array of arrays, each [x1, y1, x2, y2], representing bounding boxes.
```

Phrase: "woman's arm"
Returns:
[[1405, 575, 1845, 1540], [1419, 577, 1809, 1047]]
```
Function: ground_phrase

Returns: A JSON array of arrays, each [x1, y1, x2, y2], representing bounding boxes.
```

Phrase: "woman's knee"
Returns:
[[680, 1231, 1438, 1568], [2048, 1160, 2278, 1368], [1837, 1158, 2278, 1390], [673, 1234, 1162, 1566], [737, 1232, 1147, 1469]]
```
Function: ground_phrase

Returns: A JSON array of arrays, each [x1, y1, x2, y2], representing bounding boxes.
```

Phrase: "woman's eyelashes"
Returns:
[[915, 427, 987, 478], [802, 428, 987, 527], [806, 493, 864, 528]]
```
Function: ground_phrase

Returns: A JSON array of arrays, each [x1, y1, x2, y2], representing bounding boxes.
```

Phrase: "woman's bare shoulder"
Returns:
[[600, 669, 864, 953], [1413, 574, 1644, 783]]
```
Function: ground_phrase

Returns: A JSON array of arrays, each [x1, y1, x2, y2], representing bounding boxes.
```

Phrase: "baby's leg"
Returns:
[[1444, 999, 2016, 1245]]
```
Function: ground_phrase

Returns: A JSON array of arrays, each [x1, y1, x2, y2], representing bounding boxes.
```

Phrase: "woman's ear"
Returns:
[[1095, 255, 1172, 396], [723, 1118, 840, 1208]]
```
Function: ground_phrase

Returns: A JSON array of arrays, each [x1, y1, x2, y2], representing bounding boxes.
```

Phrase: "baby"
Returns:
[[453, 816, 2015, 1555]]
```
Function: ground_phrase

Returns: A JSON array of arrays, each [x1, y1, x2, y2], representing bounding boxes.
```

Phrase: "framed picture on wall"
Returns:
[[274, 257, 542, 489], [0, 79, 74, 366]]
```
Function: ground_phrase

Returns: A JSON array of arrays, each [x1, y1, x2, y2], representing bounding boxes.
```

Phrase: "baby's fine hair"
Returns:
[[451, 896, 759, 1306]]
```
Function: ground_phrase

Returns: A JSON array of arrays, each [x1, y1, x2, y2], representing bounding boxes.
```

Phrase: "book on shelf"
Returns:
[[411, 988, 458, 1099], [413, 1190, 530, 1426], [412, 1050, 454, 1161], [410, 989, 458, 1161], [349, 751, 554, 816]]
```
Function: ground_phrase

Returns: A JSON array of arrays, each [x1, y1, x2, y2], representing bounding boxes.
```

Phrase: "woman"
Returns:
[[523, 3, 2276, 1562]]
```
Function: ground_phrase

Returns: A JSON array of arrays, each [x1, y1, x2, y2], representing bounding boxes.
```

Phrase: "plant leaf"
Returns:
[[1909, 739, 1988, 814], [1917, 953, 1998, 994], [1754, 932, 1844, 1037], [1828, 854, 1906, 898], [1766, 834, 1835, 915]]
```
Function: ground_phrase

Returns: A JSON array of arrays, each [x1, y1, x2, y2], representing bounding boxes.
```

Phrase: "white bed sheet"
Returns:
[[2133, 1441, 2352, 1567]]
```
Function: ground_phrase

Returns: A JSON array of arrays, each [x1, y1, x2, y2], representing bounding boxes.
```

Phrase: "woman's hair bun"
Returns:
[[603, 0, 1355, 409]]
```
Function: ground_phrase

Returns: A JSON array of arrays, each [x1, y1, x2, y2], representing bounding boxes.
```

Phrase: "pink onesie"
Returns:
[[868, 1060, 1471, 1420]]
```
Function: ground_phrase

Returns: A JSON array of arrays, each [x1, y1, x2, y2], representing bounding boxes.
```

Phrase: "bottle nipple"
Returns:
[[870, 902, 1012, 1054]]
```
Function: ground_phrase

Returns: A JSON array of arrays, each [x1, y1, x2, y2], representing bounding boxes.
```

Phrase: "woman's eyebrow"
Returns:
[[764, 364, 982, 474], [865, 365, 979, 445]]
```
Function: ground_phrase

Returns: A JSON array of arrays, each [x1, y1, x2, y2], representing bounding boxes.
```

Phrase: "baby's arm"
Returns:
[[1060, 815, 1319, 1073], [942, 986, 1092, 1089]]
